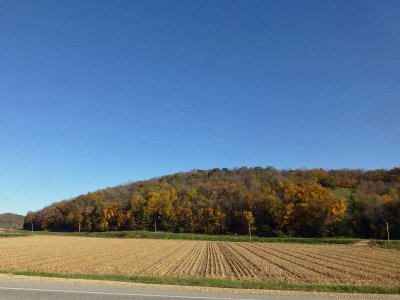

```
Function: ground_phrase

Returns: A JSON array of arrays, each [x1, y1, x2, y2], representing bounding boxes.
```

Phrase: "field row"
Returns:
[[0, 236, 399, 286]]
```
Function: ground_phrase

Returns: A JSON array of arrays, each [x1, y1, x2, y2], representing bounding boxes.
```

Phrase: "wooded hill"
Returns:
[[24, 167, 400, 238], [0, 213, 24, 229]]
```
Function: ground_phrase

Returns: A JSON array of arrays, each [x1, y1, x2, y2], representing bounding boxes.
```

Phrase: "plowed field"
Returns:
[[0, 236, 399, 286]]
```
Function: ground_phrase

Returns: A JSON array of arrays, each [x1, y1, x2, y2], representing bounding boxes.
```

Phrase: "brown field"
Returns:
[[0, 236, 399, 286]]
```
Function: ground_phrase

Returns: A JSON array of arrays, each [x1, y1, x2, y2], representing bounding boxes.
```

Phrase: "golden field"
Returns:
[[0, 236, 399, 286]]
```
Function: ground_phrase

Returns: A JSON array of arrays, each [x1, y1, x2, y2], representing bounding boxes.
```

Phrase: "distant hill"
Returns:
[[0, 213, 24, 229], [25, 167, 400, 238]]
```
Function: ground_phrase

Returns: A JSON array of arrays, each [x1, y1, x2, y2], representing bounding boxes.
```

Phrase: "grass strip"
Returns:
[[0, 233, 31, 238], [32, 230, 361, 244], [372, 240, 400, 250], [1, 271, 399, 294]]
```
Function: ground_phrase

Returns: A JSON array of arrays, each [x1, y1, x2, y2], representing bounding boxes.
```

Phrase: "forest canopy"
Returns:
[[24, 167, 400, 238], [0, 213, 24, 229]]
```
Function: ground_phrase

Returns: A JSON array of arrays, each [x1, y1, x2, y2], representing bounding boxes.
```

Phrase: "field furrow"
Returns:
[[279, 244, 400, 280], [235, 243, 321, 283], [262, 244, 390, 284], [167, 241, 202, 276], [306, 246, 400, 270], [0, 236, 399, 286]]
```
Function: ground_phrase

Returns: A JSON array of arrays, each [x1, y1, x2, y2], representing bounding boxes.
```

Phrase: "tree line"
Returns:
[[0, 213, 24, 229], [24, 167, 400, 238]]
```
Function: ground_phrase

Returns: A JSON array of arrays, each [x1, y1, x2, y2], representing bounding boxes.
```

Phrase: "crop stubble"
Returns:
[[0, 236, 398, 286]]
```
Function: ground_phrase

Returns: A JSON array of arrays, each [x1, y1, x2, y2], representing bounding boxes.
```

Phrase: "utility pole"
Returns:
[[248, 223, 252, 242], [154, 221, 157, 235], [386, 222, 390, 244], [31, 223, 33, 232], [78, 222, 81, 233]]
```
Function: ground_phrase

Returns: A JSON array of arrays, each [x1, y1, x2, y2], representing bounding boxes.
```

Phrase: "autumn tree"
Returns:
[[24, 167, 400, 238]]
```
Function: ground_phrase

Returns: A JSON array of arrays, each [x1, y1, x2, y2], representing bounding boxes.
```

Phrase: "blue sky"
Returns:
[[1, 0, 399, 215]]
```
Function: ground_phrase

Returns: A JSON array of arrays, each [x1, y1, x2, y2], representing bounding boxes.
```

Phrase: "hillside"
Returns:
[[0, 213, 24, 229], [25, 167, 400, 238]]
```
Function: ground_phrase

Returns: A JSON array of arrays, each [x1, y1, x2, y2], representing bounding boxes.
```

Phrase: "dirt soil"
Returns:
[[0, 236, 399, 286]]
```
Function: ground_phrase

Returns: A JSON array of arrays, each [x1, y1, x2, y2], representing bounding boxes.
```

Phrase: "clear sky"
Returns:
[[0, 0, 399, 215]]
